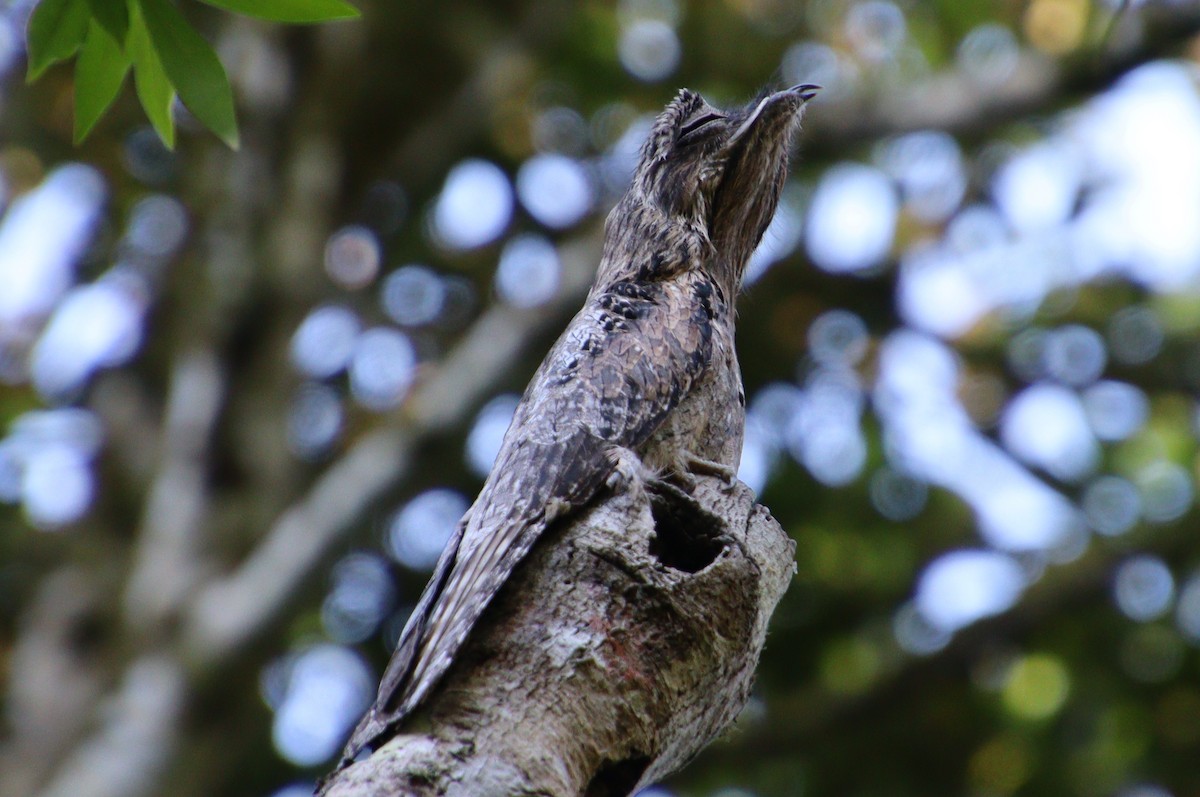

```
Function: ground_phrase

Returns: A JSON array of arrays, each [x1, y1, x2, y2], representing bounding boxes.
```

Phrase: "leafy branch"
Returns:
[[25, 0, 359, 148]]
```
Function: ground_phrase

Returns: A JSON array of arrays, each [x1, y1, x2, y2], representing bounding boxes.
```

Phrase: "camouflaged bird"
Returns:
[[342, 84, 817, 763]]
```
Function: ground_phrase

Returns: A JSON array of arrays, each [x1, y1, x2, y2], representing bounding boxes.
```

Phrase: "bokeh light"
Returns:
[[532, 106, 590, 155], [875, 130, 966, 223], [495, 234, 561, 309], [122, 126, 177, 185], [0, 442, 20, 502], [844, 1, 906, 62], [516, 153, 593, 229], [30, 275, 147, 400], [889, 62, 1200, 348], [819, 634, 883, 696], [806, 163, 897, 274], [634, 787, 676, 797], [123, 194, 188, 259], [992, 143, 1081, 234], [0, 164, 106, 327], [20, 441, 94, 528], [387, 488, 468, 571], [287, 382, 344, 459], [1001, 654, 1070, 720], [916, 550, 1026, 633], [2, 408, 103, 529], [466, 394, 519, 477], [787, 366, 866, 487], [270, 644, 374, 766], [0, 16, 20, 78], [999, 383, 1097, 482], [876, 331, 1080, 552], [1135, 462, 1193, 524], [1082, 476, 1141, 536], [807, 309, 869, 366], [618, 19, 680, 83], [1043, 324, 1106, 387], [597, 114, 652, 199], [742, 384, 800, 493], [869, 467, 928, 521], [1082, 381, 1147, 441], [431, 160, 514, 250], [1075, 63, 1200, 289], [381, 265, 446, 327], [1117, 786, 1173, 797], [616, 0, 682, 31], [748, 382, 804, 439], [321, 552, 396, 644], [795, 418, 866, 487], [324, 225, 381, 290], [945, 204, 1009, 254], [737, 415, 779, 495], [1023, 0, 1087, 55], [268, 785, 315, 797], [956, 23, 1019, 85], [1107, 306, 1163, 365], [289, 305, 361, 379], [348, 327, 418, 411], [896, 246, 984, 338], [893, 601, 952, 655], [1113, 556, 1175, 622]]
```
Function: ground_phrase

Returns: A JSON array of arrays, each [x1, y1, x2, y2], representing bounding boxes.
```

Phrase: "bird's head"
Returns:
[[631, 84, 818, 285]]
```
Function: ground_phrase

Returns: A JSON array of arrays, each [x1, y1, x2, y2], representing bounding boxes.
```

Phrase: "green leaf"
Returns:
[[127, 2, 174, 148], [196, 0, 359, 23], [26, 0, 90, 81], [136, 0, 238, 148], [74, 18, 131, 143], [86, 0, 129, 44]]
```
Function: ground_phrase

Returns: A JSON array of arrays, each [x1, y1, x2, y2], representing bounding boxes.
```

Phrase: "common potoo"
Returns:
[[342, 84, 817, 763]]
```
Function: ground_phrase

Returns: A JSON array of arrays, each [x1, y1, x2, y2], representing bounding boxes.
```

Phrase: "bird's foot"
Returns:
[[605, 446, 656, 505], [684, 454, 739, 486]]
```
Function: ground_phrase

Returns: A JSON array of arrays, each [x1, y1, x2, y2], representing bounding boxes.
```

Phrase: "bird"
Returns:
[[341, 83, 818, 764]]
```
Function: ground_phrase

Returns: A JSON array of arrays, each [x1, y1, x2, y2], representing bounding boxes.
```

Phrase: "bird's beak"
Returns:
[[728, 84, 820, 147], [791, 83, 821, 102]]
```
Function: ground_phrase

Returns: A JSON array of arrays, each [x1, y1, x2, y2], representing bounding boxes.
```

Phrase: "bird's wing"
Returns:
[[343, 272, 717, 761]]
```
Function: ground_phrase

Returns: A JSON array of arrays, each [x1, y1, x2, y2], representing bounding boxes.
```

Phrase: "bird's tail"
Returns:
[[340, 506, 546, 762], [339, 433, 613, 766]]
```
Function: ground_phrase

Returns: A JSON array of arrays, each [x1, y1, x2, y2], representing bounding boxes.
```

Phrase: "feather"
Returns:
[[342, 270, 714, 761]]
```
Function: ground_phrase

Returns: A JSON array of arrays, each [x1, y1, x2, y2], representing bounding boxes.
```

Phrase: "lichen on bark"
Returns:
[[320, 476, 795, 797]]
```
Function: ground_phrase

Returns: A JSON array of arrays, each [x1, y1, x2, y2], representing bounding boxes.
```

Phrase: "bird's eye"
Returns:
[[679, 112, 724, 141]]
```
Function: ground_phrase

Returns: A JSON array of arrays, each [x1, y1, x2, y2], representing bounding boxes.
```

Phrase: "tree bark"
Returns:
[[320, 477, 795, 797]]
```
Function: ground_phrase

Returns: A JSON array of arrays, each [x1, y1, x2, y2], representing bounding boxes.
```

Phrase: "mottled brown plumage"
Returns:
[[342, 84, 816, 763]]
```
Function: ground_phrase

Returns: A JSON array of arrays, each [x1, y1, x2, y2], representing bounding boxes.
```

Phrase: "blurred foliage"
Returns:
[[24, 0, 358, 145], [4, 1, 1200, 797]]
